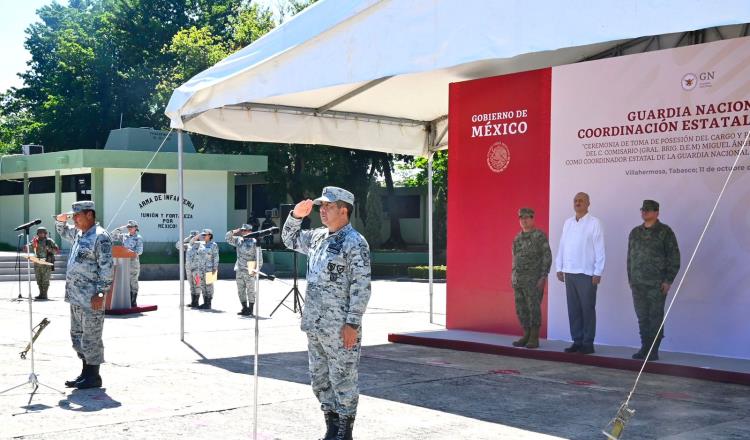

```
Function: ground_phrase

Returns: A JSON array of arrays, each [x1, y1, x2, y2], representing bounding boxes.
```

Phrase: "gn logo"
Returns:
[[682, 72, 715, 91]]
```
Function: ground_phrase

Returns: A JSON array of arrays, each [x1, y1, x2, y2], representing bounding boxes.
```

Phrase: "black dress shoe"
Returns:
[[564, 343, 581, 353], [579, 345, 595, 354]]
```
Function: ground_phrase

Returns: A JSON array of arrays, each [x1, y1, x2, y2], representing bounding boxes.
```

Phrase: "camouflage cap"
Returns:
[[36, 226, 48, 233], [126, 220, 139, 228], [240, 223, 252, 230], [641, 200, 660, 211], [67, 200, 95, 215], [518, 207, 535, 218], [313, 186, 355, 205], [201, 228, 213, 236]]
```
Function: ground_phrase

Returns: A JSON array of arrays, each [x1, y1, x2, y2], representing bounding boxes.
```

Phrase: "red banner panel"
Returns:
[[447, 68, 551, 336]]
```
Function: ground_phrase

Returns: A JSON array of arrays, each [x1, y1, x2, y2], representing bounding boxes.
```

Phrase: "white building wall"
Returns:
[[55, 193, 78, 250], [0, 195, 26, 248], [229, 209, 246, 230], [102, 168, 228, 245], [28, 192, 56, 241]]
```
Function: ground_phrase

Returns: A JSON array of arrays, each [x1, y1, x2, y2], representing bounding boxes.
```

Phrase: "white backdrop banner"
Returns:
[[548, 37, 750, 359]]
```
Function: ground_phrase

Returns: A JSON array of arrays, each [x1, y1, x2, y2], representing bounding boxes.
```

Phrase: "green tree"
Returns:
[[6, 0, 248, 150], [402, 151, 448, 254], [1, 0, 405, 237], [231, 3, 276, 48], [279, 0, 318, 22], [0, 91, 41, 154]]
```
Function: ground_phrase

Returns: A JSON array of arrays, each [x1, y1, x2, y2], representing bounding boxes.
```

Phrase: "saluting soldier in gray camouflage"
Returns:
[[30, 226, 59, 300], [176, 230, 201, 307], [283, 186, 371, 440], [225, 224, 263, 316], [627, 199, 680, 361], [192, 228, 219, 310], [112, 220, 144, 307], [55, 201, 114, 389], [511, 207, 552, 349]]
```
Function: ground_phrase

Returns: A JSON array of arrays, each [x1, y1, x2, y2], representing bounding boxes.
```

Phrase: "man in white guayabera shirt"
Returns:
[[556, 192, 605, 355]]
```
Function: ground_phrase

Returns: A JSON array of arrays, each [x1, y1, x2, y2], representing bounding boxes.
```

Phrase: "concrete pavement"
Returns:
[[0, 278, 747, 439]]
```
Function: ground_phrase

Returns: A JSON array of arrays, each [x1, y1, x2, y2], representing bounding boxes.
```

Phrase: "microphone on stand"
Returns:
[[14, 219, 41, 231]]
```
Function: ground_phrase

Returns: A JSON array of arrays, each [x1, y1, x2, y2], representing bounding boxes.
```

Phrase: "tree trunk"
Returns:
[[288, 145, 304, 201], [381, 154, 405, 248]]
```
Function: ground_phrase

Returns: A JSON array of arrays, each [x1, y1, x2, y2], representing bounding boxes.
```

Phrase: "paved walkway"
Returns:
[[0, 279, 747, 439]]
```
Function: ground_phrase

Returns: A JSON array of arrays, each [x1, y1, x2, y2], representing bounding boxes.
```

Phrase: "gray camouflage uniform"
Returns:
[[176, 234, 200, 297], [225, 230, 263, 305], [113, 228, 143, 306], [56, 219, 114, 365], [282, 211, 371, 417], [194, 239, 219, 302]]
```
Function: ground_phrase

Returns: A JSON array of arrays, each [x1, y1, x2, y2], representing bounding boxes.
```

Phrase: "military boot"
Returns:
[[243, 302, 255, 316], [647, 337, 661, 361], [237, 301, 248, 315], [632, 333, 648, 359], [75, 364, 102, 389], [188, 295, 200, 308], [34, 286, 48, 300], [512, 328, 530, 347], [525, 326, 540, 349], [632, 348, 646, 359], [334, 415, 355, 440], [319, 411, 338, 440], [65, 358, 86, 387], [198, 298, 212, 310]]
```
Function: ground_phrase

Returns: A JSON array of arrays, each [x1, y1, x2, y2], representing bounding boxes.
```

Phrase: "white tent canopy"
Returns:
[[166, 1, 750, 339], [165, 0, 750, 156]]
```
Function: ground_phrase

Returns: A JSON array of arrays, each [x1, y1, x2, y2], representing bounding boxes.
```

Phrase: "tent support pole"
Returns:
[[178, 129, 185, 341], [428, 152, 435, 324]]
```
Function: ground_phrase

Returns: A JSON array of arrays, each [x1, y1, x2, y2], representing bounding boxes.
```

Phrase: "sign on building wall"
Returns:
[[137, 194, 195, 230], [104, 169, 228, 243]]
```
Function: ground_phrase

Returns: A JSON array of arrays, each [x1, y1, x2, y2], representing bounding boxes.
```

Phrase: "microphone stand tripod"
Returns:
[[270, 251, 304, 317], [0, 225, 64, 407]]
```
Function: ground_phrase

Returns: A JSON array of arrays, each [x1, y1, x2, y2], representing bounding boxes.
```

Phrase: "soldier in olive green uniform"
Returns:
[[627, 200, 680, 361], [31, 226, 59, 300], [511, 208, 552, 349]]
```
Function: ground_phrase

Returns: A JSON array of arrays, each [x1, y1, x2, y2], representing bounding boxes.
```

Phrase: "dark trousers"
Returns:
[[565, 273, 597, 346]]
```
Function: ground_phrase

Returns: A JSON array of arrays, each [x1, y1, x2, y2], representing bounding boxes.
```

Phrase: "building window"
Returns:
[[0, 179, 24, 196], [74, 175, 91, 201], [235, 184, 248, 210], [28, 176, 55, 194], [382, 195, 421, 219], [61, 173, 91, 193], [141, 173, 166, 193], [251, 184, 277, 218], [1, 176, 57, 195]]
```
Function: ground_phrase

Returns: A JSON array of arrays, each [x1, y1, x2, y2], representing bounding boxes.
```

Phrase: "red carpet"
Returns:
[[105, 305, 158, 315]]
